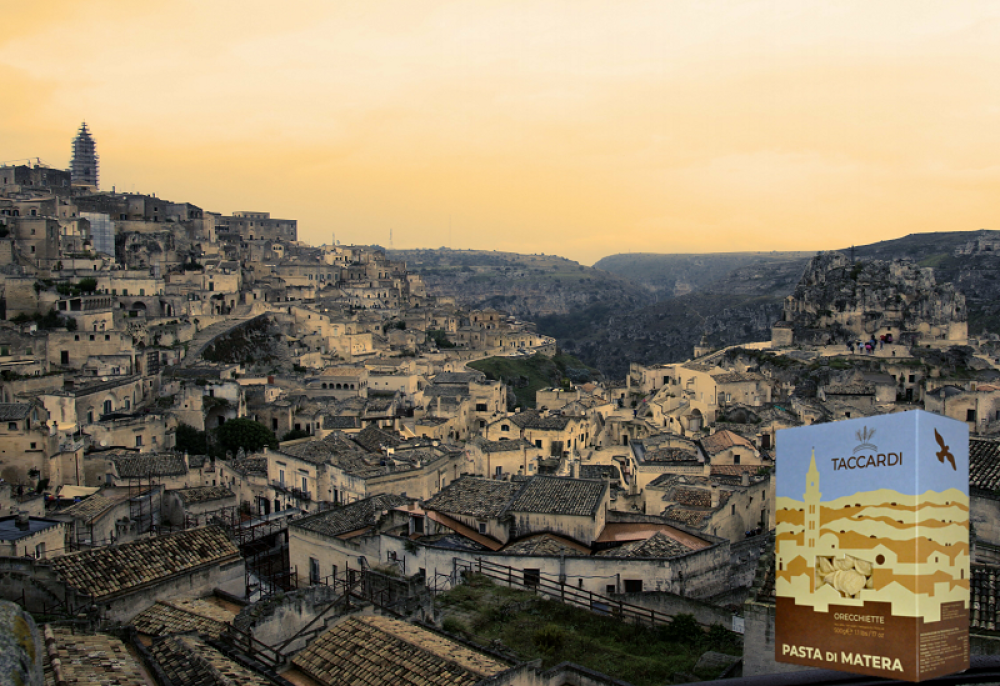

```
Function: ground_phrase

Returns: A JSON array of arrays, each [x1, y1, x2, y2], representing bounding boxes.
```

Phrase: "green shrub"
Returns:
[[532, 623, 565, 654]]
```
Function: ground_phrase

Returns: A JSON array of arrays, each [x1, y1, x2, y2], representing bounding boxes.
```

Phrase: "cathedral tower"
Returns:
[[70, 122, 99, 188]]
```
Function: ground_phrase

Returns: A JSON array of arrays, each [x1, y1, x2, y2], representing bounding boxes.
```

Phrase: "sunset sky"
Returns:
[[4, 1, 1000, 265]]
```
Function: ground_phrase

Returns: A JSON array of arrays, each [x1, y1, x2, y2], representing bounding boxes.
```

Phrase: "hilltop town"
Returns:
[[3, 126, 1000, 685]]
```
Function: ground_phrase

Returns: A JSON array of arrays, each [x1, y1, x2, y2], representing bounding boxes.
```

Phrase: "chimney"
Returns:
[[703, 461, 711, 477], [741, 471, 750, 487], [15, 511, 29, 531], [710, 485, 720, 508]]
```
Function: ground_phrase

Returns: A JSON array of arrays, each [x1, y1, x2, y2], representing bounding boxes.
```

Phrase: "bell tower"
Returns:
[[70, 122, 99, 188]]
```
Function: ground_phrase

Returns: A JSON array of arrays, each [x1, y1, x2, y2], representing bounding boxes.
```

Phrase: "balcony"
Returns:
[[271, 480, 312, 501]]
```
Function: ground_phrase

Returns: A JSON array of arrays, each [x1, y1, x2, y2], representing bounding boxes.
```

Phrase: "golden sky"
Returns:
[[4, 1, 1000, 264]]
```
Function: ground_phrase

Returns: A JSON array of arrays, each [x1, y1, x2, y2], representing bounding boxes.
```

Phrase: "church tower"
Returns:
[[70, 122, 99, 188], [804, 449, 821, 551]]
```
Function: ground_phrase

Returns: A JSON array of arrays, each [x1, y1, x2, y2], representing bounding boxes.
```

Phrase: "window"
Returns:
[[89, 335, 94, 341], [279, 469, 285, 486], [967, 409, 976, 422], [523, 568, 541, 587], [60, 350, 70, 364], [623, 579, 643, 593], [478, 522, 487, 534], [310, 557, 320, 583], [501, 424, 509, 432], [412, 516, 424, 534], [135, 435, 143, 447], [535, 440, 542, 448], [475, 403, 487, 412], [30, 442, 36, 450], [0, 347, 8, 356], [105, 335, 110, 341], [606, 584, 616, 595], [6, 423, 15, 431]]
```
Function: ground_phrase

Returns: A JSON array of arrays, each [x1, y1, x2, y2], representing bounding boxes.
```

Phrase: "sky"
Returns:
[[4, 1, 1000, 265]]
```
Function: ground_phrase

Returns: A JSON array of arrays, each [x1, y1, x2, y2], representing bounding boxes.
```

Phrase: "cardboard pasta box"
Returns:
[[775, 410, 969, 682]]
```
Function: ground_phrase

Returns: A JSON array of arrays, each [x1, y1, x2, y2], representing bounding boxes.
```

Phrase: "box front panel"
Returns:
[[775, 411, 969, 681]]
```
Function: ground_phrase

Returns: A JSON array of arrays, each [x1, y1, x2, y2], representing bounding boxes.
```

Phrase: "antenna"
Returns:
[[389, 227, 393, 249], [850, 245, 856, 263]]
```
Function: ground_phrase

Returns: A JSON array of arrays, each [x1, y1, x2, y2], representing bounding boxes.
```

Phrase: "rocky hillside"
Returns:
[[387, 248, 653, 318], [594, 251, 814, 296]]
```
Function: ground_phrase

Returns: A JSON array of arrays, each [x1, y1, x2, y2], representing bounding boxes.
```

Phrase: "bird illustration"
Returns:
[[934, 428, 956, 471]]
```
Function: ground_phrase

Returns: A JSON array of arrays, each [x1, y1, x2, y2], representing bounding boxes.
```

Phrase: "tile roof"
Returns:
[[502, 533, 589, 556], [177, 486, 236, 505], [662, 508, 711, 527], [643, 447, 699, 463], [149, 634, 274, 686], [432, 372, 484, 385], [579, 464, 621, 480], [506, 476, 606, 517], [293, 493, 411, 538], [595, 531, 694, 558], [711, 371, 763, 384], [132, 599, 231, 638], [51, 526, 239, 600], [0, 403, 30, 421], [352, 424, 402, 453], [323, 415, 361, 430], [700, 430, 755, 456], [291, 615, 509, 686], [972, 564, 1000, 632], [673, 487, 713, 508], [113, 453, 187, 478], [971, 438, 1000, 491], [229, 457, 267, 477], [279, 432, 370, 467], [424, 476, 520, 519], [42, 625, 148, 685], [56, 493, 118, 523], [476, 438, 534, 453]]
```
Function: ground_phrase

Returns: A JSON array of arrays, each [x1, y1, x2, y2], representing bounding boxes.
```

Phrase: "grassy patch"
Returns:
[[468, 353, 600, 408], [435, 575, 740, 686]]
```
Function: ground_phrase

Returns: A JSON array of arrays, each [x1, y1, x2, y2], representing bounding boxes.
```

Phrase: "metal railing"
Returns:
[[456, 557, 712, 629]]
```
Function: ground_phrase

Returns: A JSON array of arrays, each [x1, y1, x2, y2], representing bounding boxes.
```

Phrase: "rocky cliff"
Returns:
[[780, 252, 967, 344]]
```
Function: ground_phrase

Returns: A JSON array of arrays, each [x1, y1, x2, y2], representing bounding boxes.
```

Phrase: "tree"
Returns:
[[280, 428, 310, 442], [175, 423, 208, 455], [214, 418, 278, 456]]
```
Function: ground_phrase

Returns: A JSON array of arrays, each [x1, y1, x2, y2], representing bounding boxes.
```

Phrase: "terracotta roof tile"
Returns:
[[132, 599, 231, 638], [595, 531, 694, 558], [42, 625, 147, 685], [51, 526, 239, 600], [424, 476, 519, 519], [292, 615, 509, 686], [149, 634, 274, 686], [292, 493, 410, 538], [177, 486, 236, 505], [507, 476, 606, 517]]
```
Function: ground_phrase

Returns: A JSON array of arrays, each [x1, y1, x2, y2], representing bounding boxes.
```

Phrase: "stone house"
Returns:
[[47, 525, 244, 622], [49, 484, 163, 549], [465, 437, 544, 480], [0, 514, 66, 559], [484, 410, 592, 458], [0, 402, 59, 485], [104, 451, 198, 490], [698, 429, 766, 468], [288, 492, 412, 587], [925, 383, 1000, 432], [161, 485, 238, 527], [644, 471, 772, 542]]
